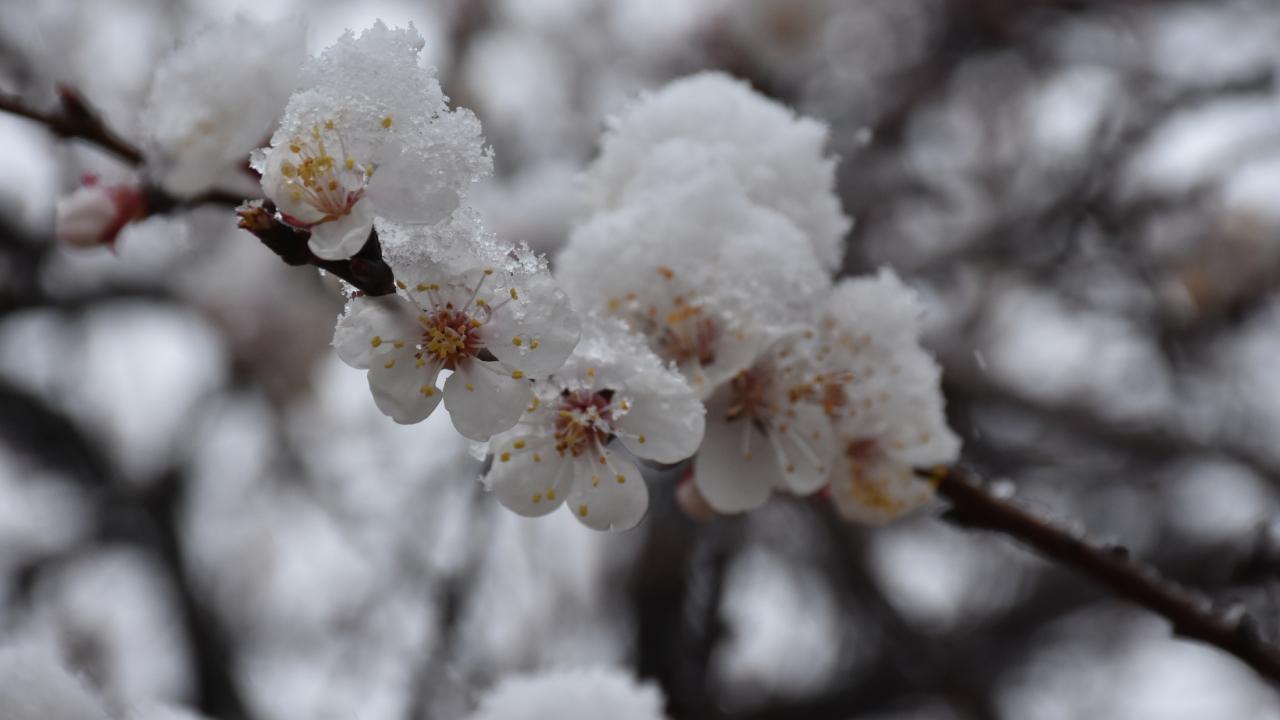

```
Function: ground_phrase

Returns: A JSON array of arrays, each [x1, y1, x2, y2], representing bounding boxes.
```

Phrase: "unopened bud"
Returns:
[[54, 177, 146, 248]]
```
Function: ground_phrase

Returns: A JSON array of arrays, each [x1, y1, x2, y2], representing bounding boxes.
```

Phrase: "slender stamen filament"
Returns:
[[461, 271, 490, 314]]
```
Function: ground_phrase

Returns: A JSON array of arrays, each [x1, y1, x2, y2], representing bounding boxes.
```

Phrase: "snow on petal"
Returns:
[[143, 17, 303, 198], [481, 316, 701, 531], [583, 71, 850, 271], [816, 269, 961, 525], [558, 163, 826, 396], [254, 21, 491, 258], [331, 216, 580, 438]]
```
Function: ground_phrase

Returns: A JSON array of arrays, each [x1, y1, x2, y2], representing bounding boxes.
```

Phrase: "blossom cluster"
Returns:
[[55, 19, 959, 531], [277, 32, 958, 529], [558, 73, 960, 524]]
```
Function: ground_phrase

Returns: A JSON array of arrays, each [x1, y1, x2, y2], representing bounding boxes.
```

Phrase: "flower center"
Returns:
[[419, 309, 481, 370], [656, 300, 719, 368], [607, 267, 719, 370], [554, 390, 615, 458], [725, 367, 775, 423], [278, 121, 369, 221], [846, 438, 879, 461]]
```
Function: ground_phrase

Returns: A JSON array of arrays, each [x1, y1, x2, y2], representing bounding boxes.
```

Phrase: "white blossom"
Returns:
[[483, 317, 704, 531], [581, 71, 850, 271], [143, 17, 304, 198], [694, 328, 839, 513], [818, 269, 961, 525], [558, 160, 828, 396], [254, 21, 490, 260], [465, 667, 668, 720], [334, 226, 578, 440], [54, 178, 145, 248]]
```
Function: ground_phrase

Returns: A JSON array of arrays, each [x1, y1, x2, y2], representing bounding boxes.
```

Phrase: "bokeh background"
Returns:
[[3, 0, 1280, 718]]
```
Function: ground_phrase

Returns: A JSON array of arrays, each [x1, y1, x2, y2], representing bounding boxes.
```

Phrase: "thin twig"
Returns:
[[0, 88, 241, 209], [0, 87, 143, 164], [930, 465, 1280, 684], [0, 86, 396, 292], [236, 201, 397, 297]]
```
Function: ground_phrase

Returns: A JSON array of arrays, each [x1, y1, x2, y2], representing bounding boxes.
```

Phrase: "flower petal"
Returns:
[[484, 274, 581, 377], [693, 395, 774, 513], [688, 323, 768, 399], [366, 148, 460, 225], [308, 198, 374, 260], [262, 145, 327, 225], [484, 438, 571, 517], [443, 360, 528, 440], [771, 403, 837, 496], [566, 451, 649, 531], [333, 294, 420, 369], [615, 390, 704, 464], [367, 352, 443, 424], [829, 453, 933, 527]]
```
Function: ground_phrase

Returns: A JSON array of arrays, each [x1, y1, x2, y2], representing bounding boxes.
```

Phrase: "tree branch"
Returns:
[[930, 464, 1280, 684], [0, 87, 241, 209], [0, 87, 143, 164], [236, 201, 397, 297]]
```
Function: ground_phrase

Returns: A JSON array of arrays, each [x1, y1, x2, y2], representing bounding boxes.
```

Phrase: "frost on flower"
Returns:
[[818, 270, 961, 525], [557, 163, 828, 396], [143, 17, 304, 197], [694, 327, 839, 513], [483, 316, 704, 531], [334, 217, 579, 440], [465, 667, 668, 720], [253, 21, 491, 260], [582, 71, 850, 271]]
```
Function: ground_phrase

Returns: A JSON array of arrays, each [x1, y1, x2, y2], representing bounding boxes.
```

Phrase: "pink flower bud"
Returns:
[[54, 178, 146, 248]]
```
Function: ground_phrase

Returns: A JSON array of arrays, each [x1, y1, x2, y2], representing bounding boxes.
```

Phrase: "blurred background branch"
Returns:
[[2, 1, 1280, 719]]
